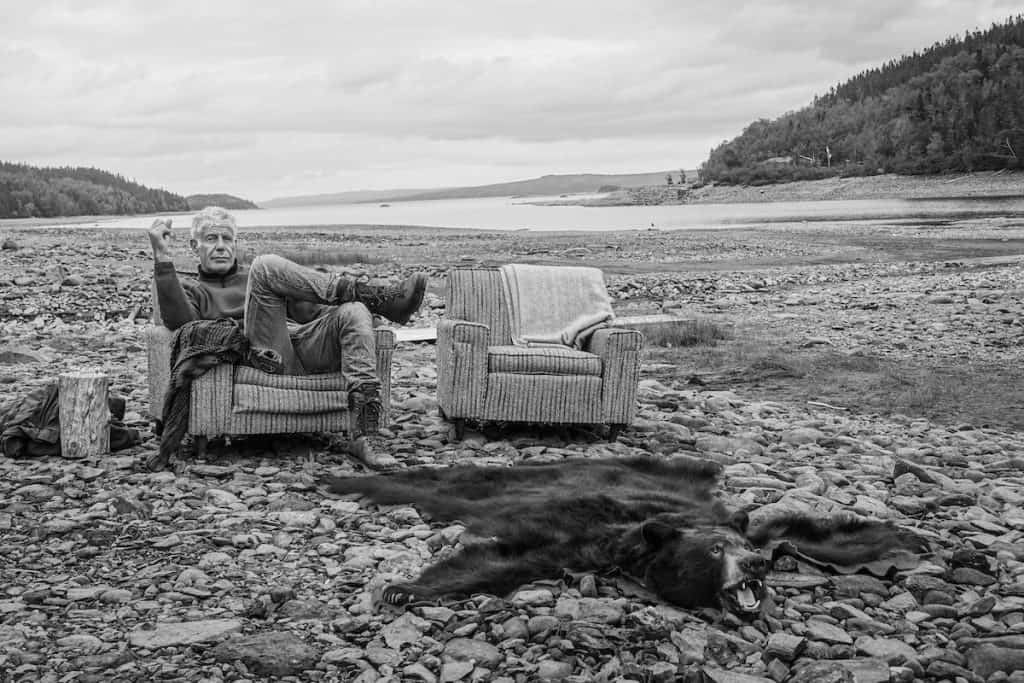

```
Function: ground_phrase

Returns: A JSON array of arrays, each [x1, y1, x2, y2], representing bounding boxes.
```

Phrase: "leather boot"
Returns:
[[348, 382, 383, 436], [349, 434, 398, 469], [337, 273, 428, 325]]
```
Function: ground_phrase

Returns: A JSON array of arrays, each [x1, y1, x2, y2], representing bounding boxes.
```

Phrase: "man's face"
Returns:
[[191, 224, 236, 275]]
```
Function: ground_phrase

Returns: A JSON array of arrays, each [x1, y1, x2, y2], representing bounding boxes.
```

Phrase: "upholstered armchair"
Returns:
[[142, 284, 395, 455], [437, 266, 643, 440]]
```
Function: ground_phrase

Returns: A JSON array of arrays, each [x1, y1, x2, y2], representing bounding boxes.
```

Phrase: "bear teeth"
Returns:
[[729, 579, 763, 611], [735, 586, 759, 610]]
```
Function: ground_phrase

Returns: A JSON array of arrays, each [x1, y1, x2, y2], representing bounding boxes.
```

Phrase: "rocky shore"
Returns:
[[686, 171, 1024, 205], [537, 171, 1024, 207], [1, 222, 1024, 682]]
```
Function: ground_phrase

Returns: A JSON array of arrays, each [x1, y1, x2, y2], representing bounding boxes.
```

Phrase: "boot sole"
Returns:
[[390, 274, 428, 326]]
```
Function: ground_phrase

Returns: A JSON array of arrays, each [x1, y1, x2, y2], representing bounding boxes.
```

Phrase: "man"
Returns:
[[149, 206, 426, 468]]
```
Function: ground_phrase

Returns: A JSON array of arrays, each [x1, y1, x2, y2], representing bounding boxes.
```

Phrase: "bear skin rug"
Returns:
[[325, 455, 929, 615]]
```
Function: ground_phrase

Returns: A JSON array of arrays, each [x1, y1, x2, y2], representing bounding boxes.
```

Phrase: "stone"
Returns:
[[672, 627, 708, 664], [270, 510, 319, 528], [128, 619, 242, 649], [832, 575, 888, 597], [701, 669, 774, 683], [198, 551, 233, 568], [511, 588, 554, 606], [780, 428, 826, 445], [441, 660, 474, 682], [535, 659, 574, 681], [56, 634, 104, 652], [98, 588, 132, 603], [951, 567, 998, 586], [204, 489, 242, 506], [831, 659, 890, 683], [554, 596, 625, 624], [854, 636, 917, 664], [210, 631, 318, 677], [66, 586, 108, 601], [765, 632, 805, 661], [880, 592, 918, 612], [804, 620, 853, 645], [967, 644, 1024, 678], [442, 637, 502, 668], [904, 574, 953, 598], [321, 647, 366, 665], [926, 659, 979, 681], [382, 612, 429, 649], [788, 662, 856, 683], [277, 598, 329, 620]]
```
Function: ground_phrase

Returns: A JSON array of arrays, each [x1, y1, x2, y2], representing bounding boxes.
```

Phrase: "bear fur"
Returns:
[[324, 455, 926, 613]]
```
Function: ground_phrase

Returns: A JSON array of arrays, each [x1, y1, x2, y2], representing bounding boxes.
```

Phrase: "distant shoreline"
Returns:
[[1, 171, 1021, 231], [688, 170, 1024, 204], [533, 170, 1024, 207]]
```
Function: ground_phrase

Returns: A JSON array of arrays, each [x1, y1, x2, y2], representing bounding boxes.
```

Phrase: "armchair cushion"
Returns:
[[233, 385, 349, 414], [232, 365, 349, 414], [487, 345, 602, 376]]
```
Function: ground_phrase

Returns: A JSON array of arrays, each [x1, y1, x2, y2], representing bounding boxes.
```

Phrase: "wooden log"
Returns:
[[59, 371, 110, 458]]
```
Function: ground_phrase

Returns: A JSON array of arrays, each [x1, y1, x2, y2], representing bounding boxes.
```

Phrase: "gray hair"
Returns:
[[190, 206, 237, 241]]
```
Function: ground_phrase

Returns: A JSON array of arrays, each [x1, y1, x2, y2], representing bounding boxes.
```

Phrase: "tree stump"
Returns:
[[59, 371, 110, 458]]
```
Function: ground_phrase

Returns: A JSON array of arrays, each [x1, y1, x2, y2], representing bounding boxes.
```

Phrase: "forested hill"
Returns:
[[0, 162, 189, 219], [186, 194, 258, 211], [700, 15, 1024, 185]]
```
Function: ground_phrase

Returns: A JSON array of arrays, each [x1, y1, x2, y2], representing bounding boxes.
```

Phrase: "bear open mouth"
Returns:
[[721, 578, 765, 613]]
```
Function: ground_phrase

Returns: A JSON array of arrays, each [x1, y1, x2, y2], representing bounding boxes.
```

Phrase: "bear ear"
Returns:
[[641, 520, 680, 547], [729, 510, 750, 535]]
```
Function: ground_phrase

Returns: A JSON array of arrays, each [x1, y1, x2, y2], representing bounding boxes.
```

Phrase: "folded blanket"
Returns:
[[499, 264, 613, 349]]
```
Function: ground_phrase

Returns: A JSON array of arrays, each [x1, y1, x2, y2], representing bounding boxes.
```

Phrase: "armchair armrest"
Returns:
[[373, 328, 396, 420], [587, 327, 644, 424], [437, 318, 490, 418]]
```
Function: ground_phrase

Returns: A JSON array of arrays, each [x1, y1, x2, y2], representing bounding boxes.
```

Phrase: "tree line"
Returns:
[[699, 15, 1024, 185], [0, 162, 189, 219]]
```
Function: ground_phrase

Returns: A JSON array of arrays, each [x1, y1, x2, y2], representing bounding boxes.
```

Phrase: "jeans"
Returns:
[[244, 254, 378, 390]]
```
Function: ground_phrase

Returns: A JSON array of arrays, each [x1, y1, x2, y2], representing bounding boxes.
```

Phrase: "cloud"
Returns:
[[0, 0, 1018, 198]]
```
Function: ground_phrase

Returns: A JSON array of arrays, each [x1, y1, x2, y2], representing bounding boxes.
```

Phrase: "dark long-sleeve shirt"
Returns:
[[153, 261, 326, 330]]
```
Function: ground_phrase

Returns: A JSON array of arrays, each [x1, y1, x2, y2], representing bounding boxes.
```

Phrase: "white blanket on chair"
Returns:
[[500, 264, 614, 349]]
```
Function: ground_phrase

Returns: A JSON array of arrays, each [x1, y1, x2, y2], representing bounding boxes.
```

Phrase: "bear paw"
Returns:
[[381, 584, 421, 606]]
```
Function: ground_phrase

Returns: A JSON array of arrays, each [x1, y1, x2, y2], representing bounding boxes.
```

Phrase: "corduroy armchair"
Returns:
[[142, 284, 395, 455], [437, 266, 643, 440]]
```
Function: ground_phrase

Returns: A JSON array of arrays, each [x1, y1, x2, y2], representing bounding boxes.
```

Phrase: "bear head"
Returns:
[[639, 515, 769, 615]]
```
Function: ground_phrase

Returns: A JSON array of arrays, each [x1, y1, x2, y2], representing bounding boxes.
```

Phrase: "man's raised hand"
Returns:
[[148, 218, 174, 263]]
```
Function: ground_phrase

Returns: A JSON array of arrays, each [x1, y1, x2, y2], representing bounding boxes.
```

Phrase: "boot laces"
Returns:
[[354, 278, 402, 308]]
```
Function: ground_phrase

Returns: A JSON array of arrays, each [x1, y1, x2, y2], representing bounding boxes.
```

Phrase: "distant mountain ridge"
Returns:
[[260, 188, 433, 208], [261, 171, 679, 207]]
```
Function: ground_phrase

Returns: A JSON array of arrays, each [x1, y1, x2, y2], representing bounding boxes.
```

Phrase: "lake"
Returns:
[[46, 193, 1024, 233]]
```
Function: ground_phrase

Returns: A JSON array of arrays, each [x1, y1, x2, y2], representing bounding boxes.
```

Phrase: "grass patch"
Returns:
[[643, 318, 732, 348], [648, 327, 1024, 429], [237, 247, 388, 267]]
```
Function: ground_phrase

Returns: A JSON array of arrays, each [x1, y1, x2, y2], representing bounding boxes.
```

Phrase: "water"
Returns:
[[38, 193, 1024, 233]]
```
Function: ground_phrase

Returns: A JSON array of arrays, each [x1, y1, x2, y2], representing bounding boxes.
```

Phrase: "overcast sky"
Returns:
[[1, 1, 1019, 201]]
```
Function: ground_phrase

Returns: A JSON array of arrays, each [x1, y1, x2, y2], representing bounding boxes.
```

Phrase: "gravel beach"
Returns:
[[1, 214, 1024, 682]]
